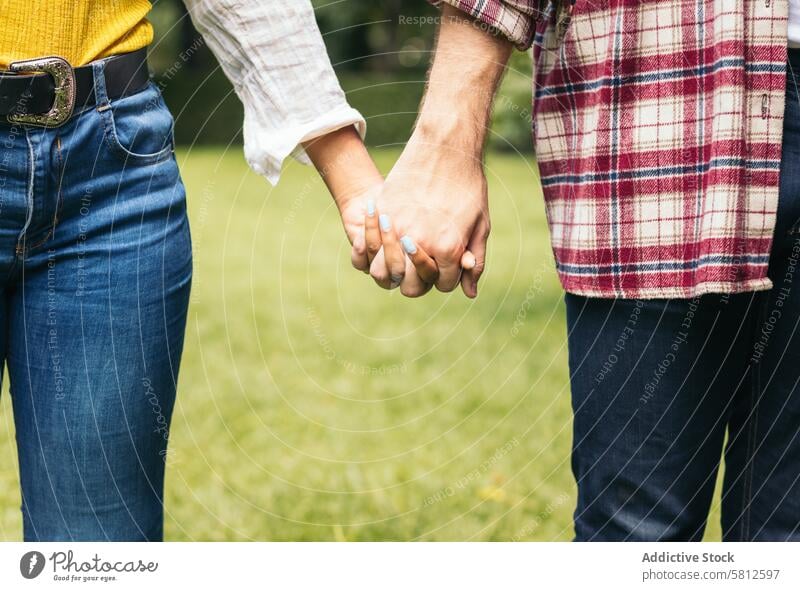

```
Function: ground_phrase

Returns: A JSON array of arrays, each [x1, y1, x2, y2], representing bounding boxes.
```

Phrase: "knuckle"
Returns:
[[401, 284, 425, 298], [434, 249, 458, 265], [438, 237, 463, 260], [435, 280, 458, 293], [370, 267, 388, 283]]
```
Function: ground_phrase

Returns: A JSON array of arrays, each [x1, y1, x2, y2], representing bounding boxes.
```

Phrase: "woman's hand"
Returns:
[[335, 182, 379, 272], [301, 125, 382, 271]]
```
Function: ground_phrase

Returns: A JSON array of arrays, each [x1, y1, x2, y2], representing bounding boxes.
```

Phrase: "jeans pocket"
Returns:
[[101, 82, 175, 166]]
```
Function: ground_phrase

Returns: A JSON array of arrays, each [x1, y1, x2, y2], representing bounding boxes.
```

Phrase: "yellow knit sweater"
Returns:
[[0, 0, 153, 68]]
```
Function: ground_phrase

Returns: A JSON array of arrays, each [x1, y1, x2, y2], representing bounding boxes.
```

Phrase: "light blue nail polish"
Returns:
[[366, 199, 375, 217], [379, 214, 391, 232], [400, 235, 417, 255]]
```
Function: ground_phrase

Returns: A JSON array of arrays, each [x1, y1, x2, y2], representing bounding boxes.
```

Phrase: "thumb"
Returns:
[[461, 250, 476, 271], [460, 222, 488, 298], [351, 228, 369, 272]]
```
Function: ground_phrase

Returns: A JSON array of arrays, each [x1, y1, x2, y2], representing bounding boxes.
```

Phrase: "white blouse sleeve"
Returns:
[[182, 0, 366, 185]]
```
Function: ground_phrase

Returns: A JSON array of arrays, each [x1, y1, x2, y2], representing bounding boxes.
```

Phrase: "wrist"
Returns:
[[409, 5, 512, 159], [303, 126, 383, 208], [413, 110, 484, 159]]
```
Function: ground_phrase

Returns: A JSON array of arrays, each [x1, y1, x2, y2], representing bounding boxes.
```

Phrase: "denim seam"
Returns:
[[24, 134, 66, 252], [24, 228, 54, 252], [97, 82, 174, 167], [53, 133, 65, 228], [104, 114, 174, 166], [14, 128, 36, 257]]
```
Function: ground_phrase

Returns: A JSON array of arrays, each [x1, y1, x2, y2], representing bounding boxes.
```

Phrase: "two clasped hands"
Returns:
[[303, 5, 512, 299], [314, 123, 488, 299]]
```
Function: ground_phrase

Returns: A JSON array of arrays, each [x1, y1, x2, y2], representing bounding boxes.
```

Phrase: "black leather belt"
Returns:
[[0, 48, 150, 127]]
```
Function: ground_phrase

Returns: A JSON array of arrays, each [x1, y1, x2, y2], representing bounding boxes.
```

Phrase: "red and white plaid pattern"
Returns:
[[433, 0, 789, 298]]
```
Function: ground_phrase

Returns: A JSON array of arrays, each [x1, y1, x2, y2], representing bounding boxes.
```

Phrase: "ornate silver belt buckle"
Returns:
[[7, 56, 76, 127]]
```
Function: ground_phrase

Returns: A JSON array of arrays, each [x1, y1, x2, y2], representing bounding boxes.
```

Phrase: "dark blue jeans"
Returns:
[[0, 60, 192, 540], [565, 52, 800, 541]]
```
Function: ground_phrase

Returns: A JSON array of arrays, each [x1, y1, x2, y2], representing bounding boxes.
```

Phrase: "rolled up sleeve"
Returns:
[[428, 0, 539, 49], [183, 0, 365, 185]]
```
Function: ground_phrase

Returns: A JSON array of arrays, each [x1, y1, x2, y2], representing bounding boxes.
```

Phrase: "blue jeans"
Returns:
[[565, 52, 800, 541], [0, 59, 192, 540]]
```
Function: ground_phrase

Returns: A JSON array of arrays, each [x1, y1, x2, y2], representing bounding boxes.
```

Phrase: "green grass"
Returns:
[[0, 147, 723, 541]]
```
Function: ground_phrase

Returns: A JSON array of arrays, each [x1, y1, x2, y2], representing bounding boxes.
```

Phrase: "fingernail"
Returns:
[[400, 235, 417, 255], [379, 214, 391, 232], [367, 199, 376, 217]]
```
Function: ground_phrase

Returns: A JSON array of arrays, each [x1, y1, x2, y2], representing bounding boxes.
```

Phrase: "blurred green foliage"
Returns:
[[147, 0, 533, 152], [310, 0, 434, 73], [339, 73, 425, 149]]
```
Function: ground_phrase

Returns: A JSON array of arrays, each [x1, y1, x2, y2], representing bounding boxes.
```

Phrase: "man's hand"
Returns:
[[364, 4, 512, 298], [372, 133, 488, 298]]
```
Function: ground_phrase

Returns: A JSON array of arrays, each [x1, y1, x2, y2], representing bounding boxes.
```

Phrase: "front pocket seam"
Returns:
[[105, 116, 174, 165], [99, 87, 175, 166]]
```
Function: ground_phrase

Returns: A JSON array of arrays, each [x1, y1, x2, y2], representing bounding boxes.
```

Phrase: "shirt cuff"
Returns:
[[428, 0, 537, 49], [244, 106, 367, 186]]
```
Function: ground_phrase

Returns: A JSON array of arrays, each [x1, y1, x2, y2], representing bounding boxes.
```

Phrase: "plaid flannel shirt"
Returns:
[[431, 0, 790, 298]]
